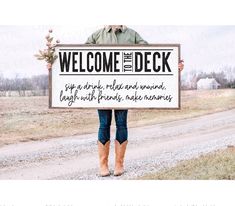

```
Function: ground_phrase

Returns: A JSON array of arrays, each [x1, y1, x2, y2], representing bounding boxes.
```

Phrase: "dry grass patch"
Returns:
[[140, 146, 235, 180], [1, 89, 235, 146]]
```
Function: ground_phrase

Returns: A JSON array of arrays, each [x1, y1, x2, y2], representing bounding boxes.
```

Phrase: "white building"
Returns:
[[197, 77, 220, 90]]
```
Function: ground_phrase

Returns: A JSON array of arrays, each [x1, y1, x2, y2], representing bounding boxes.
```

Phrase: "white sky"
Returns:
[[0, 25, 235, 78]]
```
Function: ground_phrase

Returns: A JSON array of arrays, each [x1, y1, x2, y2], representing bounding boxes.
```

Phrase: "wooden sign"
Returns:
[[49, 44, 180, 109]]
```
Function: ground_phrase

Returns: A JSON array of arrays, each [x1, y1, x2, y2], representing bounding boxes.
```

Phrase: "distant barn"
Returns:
[[197, 78, 220, 90]]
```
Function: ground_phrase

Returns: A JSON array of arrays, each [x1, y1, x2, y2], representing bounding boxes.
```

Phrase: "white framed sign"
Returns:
[[49, 44, 181, 109]]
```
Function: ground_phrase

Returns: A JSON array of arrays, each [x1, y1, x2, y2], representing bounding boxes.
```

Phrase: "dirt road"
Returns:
[[0, 109, 234, 179]]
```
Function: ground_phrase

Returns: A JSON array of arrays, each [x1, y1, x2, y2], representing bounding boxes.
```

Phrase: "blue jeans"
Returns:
[[98, 109, 128, 145]]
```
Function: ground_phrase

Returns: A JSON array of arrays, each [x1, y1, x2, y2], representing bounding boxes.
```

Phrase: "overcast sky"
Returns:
[[0, 25, 235, 78]]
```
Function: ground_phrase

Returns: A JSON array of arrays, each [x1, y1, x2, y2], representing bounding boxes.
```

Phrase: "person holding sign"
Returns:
[[47, 25, 184, 177], [85, 25, 148, 177]]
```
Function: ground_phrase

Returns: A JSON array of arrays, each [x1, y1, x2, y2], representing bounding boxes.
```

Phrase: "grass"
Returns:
[[139, 146, 235, 180], [0, 89, 235, 146]]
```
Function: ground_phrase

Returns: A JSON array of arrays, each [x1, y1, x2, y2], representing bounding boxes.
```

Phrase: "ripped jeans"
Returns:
[[98, 110, 128, 145]]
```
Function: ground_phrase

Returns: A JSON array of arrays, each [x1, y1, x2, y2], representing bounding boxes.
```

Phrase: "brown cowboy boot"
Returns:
[[98, 140, 110, 177], [114, 140, 128, 176]]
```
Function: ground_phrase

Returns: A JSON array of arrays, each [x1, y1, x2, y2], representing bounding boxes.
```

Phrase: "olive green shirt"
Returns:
[[85, 26, 148, 45]]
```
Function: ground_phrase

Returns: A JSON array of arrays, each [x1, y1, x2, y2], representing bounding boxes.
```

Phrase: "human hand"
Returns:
[[178, 60, 184, 72]]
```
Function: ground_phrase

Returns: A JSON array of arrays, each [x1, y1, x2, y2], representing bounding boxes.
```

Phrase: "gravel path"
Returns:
[[0, 109, 234, 179]]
